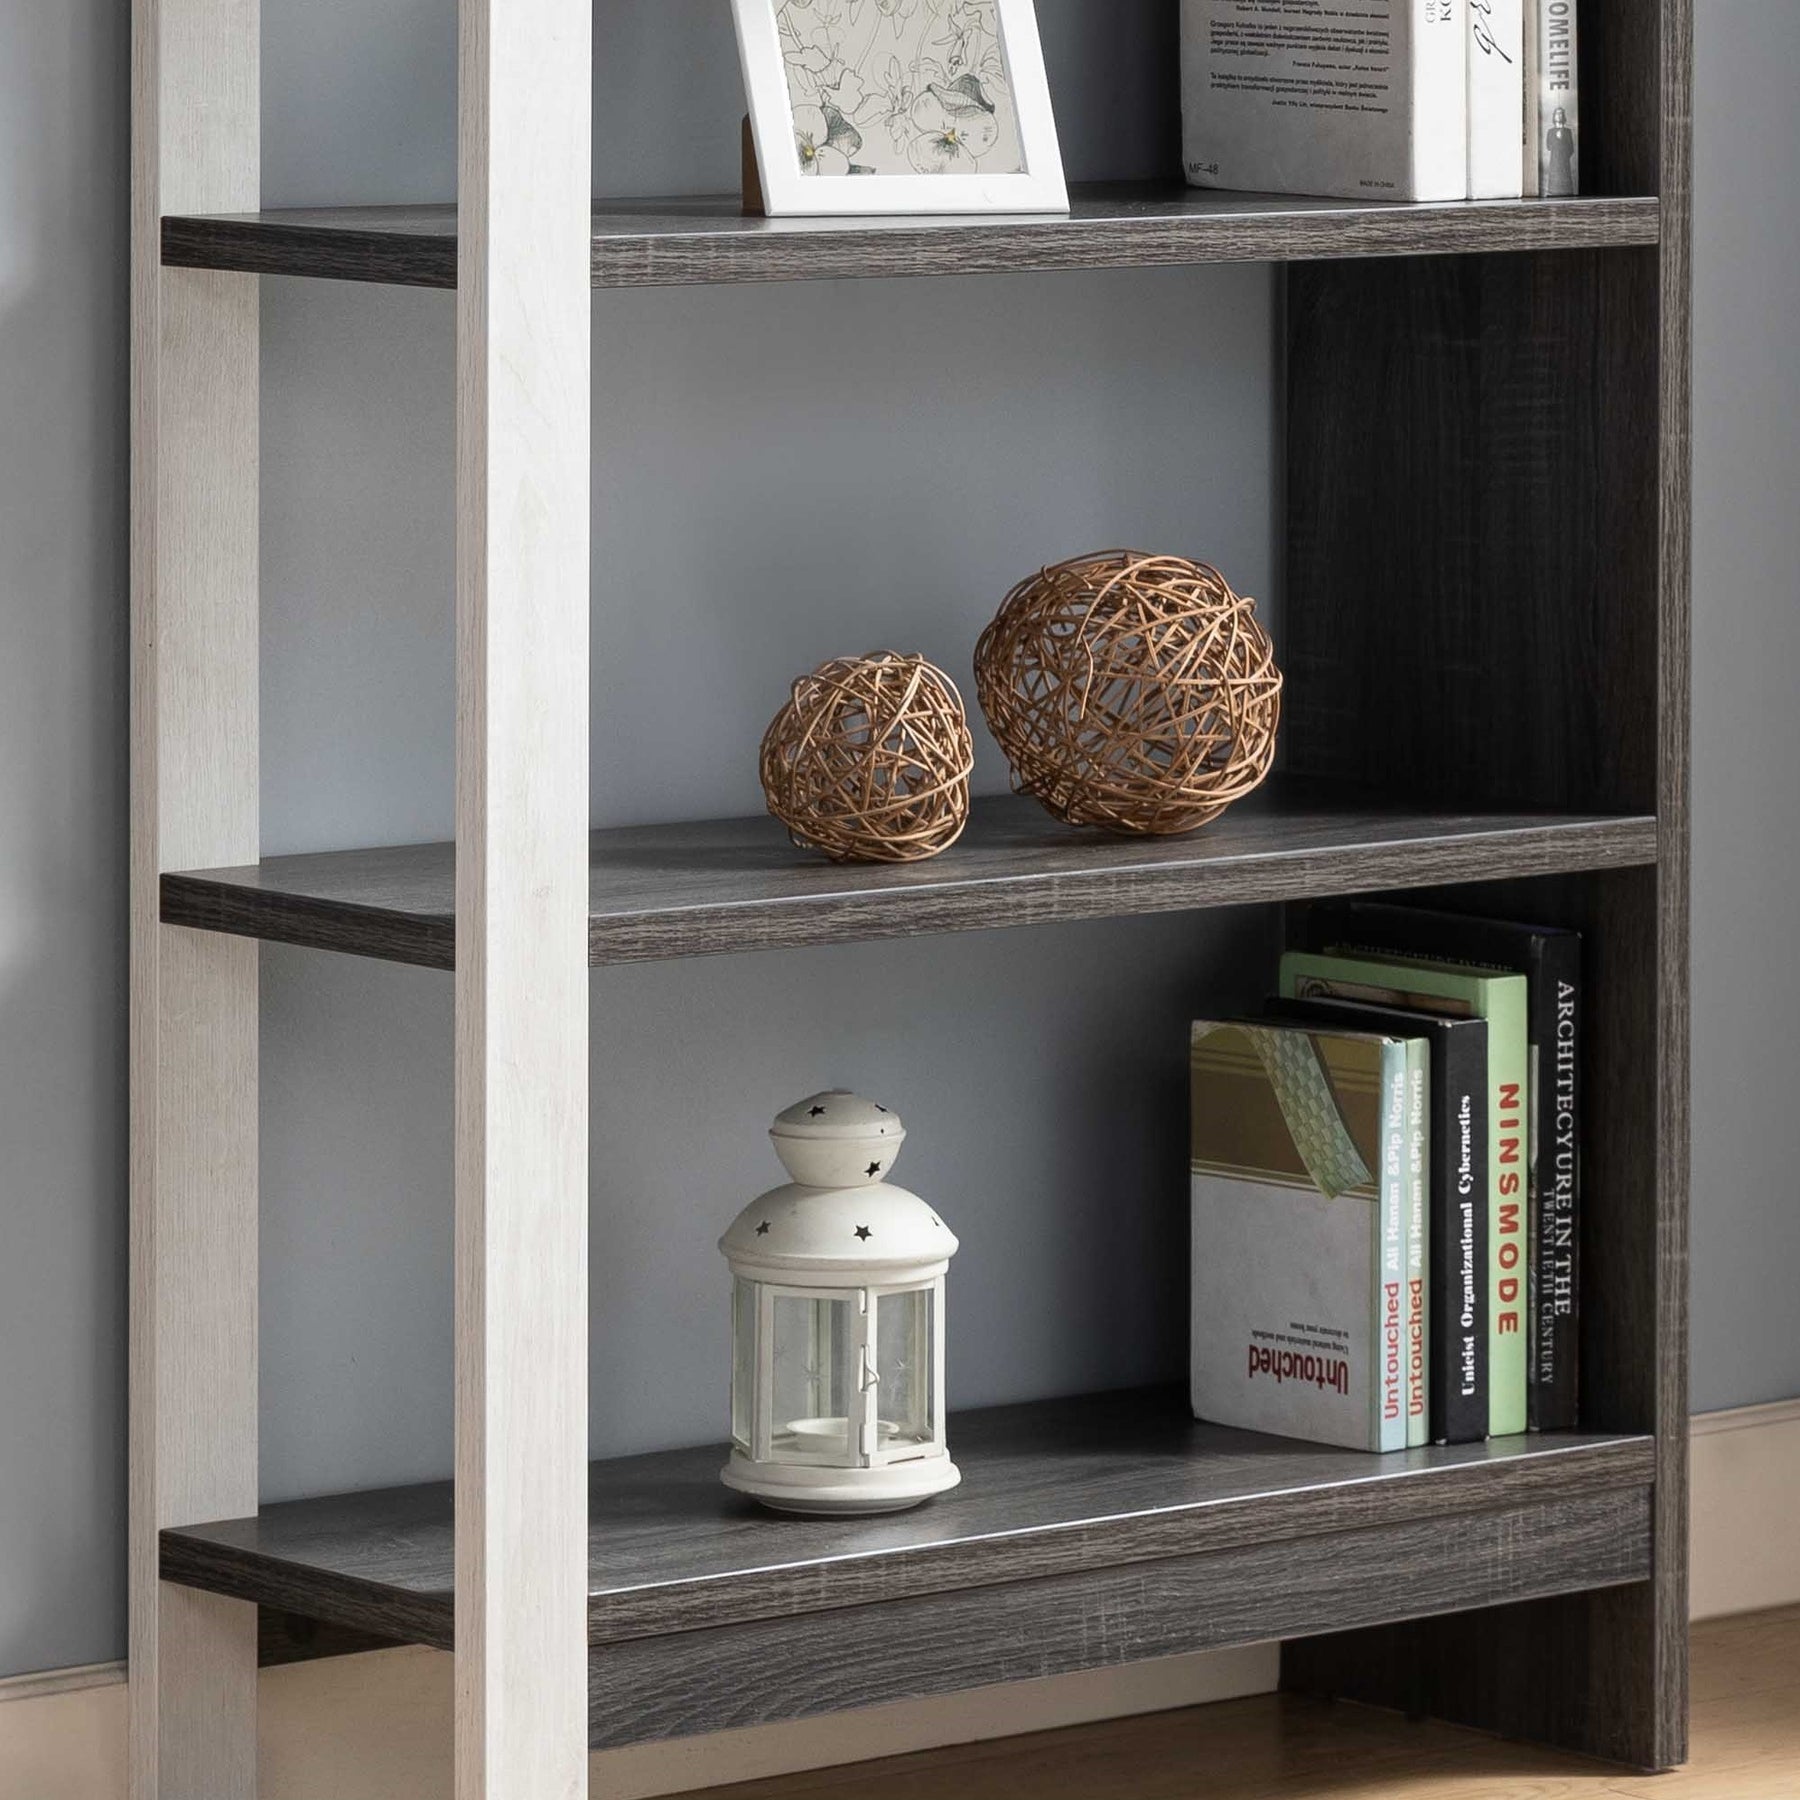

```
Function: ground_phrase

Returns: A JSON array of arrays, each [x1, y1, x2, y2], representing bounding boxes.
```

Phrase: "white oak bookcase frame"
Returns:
[[131, 1, 596, 1794]]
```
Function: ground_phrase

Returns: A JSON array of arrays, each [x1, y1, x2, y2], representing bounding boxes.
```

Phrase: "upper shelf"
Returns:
[[161, 777, 1658, 969], [162, 183, 1663, 289]]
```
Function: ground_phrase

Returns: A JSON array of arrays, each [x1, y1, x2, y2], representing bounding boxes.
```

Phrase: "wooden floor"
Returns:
[[684, 1607, 1800, 1800]]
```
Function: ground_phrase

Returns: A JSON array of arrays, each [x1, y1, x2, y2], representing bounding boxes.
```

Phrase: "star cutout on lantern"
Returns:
[[865, 1161, 882, 1178], [809, 1105, 826, 1117], [755, 1222, 770, 1236], [855, 1225, 872, 1241]]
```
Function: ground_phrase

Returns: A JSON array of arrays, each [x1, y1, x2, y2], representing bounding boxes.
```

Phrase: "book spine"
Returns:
[[1491, 1008, 1529, 1436], [1468, 0, 1524, 198], [1529, 938, 1582, 1429], [1522, 0, 1541, 196], [1404, 1040, 1429, 1448], [1534, 0, 1580, 195], [1433, 1025, 1489, 1442], [1378, 1045, 1409, 1452], [1412, 0, 1471, 202]]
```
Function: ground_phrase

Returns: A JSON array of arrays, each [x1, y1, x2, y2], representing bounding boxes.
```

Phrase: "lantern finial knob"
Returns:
[[769, 1090, 906, 1189]]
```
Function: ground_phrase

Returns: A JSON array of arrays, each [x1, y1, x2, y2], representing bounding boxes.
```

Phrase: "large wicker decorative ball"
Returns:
[[974, 551, 1283, 837], [760, 653, 975, 864]]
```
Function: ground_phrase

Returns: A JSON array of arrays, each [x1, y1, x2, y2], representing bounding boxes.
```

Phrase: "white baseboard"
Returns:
[[0, 1644, 1276, 1800], [1689, 1395, 1800, 1621], [6, 1398, 1796, 1800]]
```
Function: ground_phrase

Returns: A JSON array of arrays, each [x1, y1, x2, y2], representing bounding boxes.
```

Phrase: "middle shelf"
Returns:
[[161, 775, 1658, 968]]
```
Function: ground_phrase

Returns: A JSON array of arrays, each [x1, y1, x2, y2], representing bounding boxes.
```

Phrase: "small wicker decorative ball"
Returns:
[[974, 551, 1283, 837], [760, 653, 975, 864]]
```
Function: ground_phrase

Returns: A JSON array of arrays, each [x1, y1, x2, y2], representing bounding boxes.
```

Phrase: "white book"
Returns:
[[1469, 0, 1525, 199], [1190, 1020, 1412, 1453], [1524, 0, 1580, 198], [1180, 0, 1469, 204]]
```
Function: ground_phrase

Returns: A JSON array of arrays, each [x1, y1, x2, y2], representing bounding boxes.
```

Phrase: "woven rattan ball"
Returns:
[[974, 551, 1283, 837], [760, 653, 975, 864]]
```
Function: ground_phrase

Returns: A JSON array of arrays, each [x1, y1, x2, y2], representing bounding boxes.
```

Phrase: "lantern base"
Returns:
[[721, 1450, 961, 1516]]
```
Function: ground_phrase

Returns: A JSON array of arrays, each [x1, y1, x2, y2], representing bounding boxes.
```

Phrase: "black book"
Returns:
[[1297, 902, 1582, 1431], [1266, 997, 1490, 1445]]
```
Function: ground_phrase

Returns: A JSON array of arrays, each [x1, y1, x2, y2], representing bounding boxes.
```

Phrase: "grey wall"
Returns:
[[0, 4, 128, 1676], [1687, 1, 1800, 1414], [255, 0, 1280, 1503], [0, 0, 1794, 1680]]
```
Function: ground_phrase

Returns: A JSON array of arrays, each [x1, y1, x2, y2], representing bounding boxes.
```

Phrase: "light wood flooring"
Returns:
[[686, 1607, 1800, 1800]]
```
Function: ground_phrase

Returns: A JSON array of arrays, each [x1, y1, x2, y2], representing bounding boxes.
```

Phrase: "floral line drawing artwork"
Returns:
[[775, 0, 1026, 179]]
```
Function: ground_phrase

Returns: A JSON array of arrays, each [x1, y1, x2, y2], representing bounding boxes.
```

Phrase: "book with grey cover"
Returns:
[[1524, 0, 1579, 196], [1181, 0, 1469, 204], [1190, 1018, 1414, 1453]]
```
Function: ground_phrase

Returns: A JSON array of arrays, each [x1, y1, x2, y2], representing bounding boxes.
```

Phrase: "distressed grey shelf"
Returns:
[[160, 1388, 1655, 1749], [159, 778, 1659, 968], [160, 183, 1663, 289]]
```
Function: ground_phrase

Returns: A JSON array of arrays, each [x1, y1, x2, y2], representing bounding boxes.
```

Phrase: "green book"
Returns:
[[1280, 951, 1529, 1438]]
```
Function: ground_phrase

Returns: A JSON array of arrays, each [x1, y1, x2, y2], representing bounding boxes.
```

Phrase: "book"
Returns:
[[1279, 950, 1529, 1438], [1180, 0, 1469, 205], [1300, 901, 1582, 1430], [1469, 0, 1525, 199], [1269, 996, 1489, 1444], [1402, 1038, 1429, 1446], [1190, 1018, 1415, 1452], [1524, 0, 1580, 197]]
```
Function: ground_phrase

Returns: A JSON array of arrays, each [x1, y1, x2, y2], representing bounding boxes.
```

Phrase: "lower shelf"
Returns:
[[162, 1388, 1653, 1748]]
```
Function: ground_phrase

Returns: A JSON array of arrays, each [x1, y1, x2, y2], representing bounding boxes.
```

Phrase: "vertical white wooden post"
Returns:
[[128, 3, 260, 1798], [455, 1, 592, 1796]]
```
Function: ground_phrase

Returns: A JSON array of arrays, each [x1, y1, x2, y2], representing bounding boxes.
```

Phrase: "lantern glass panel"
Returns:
[[731, 1277, 757, 1454], [770, 1291, 858, 1465], [875, 1285, 935, 1459]]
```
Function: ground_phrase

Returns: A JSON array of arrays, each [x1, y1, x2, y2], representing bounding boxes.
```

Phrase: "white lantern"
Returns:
[[720, 1091, 960, 1515]]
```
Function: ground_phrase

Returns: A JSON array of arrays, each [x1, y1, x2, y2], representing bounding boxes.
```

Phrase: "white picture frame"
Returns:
[[732, 0, 1068, 218]]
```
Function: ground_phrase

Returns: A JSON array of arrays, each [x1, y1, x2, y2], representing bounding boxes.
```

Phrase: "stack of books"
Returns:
[[1190, 901, 1580, 1452], [1180, 0, 1581, 204]]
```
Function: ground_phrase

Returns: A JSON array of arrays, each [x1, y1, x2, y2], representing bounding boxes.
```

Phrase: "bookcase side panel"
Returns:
[[129, 0, 262, 1794]]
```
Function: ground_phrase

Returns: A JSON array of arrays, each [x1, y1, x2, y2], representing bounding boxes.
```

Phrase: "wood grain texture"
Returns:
[[1279, 0, 1691, 1771], [129, 1, 260, 1796], [1653, 0, 1696, 1769], [454, 1, 592, 1796], [257, 1610, 406, 1668], [583, 1488, 1647, 1749], [158, 1389, 1652, 1659], [669, 1605, 1800, 1800], [1285, 246, 1661, 814], [159, 186, 1662, 289], [160, 781, 1659, 969]]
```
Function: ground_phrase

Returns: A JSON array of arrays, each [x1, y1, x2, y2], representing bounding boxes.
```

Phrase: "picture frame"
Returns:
[[732, 0, 1068, 218]]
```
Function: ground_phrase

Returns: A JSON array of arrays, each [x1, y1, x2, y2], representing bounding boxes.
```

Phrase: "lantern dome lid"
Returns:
[[769, 1091, 906, 1190], [720, 1178, 957, 1277]]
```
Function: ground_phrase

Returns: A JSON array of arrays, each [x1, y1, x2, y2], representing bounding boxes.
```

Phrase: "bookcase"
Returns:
[[129, 2, 1691, 1794]]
